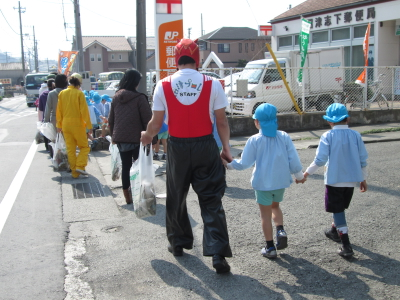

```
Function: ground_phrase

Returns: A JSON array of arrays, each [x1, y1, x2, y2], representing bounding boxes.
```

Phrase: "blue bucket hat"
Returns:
[[101, 94, 112, 102], [323, 103, 349, 123], [92, 92, 101, 104], [252, 103, 278, 137]]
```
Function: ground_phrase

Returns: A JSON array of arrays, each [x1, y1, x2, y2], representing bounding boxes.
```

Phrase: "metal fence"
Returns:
[[147, 66, 400, 116]]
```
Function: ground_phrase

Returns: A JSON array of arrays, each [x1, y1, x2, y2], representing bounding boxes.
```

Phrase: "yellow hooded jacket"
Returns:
[[56, 86, 92, 130]]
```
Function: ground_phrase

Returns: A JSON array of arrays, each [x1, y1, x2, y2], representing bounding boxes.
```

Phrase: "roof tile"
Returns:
[[82, 36, 133, 51]]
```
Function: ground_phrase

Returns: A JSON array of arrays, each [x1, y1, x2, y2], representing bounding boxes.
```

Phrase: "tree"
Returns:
[[237, 59, 248, 67]]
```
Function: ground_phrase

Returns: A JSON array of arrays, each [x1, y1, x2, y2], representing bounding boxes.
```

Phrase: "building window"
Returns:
[[251, 43, 255, 51], [332, 28, 350, 41], [278, 36, 292, 47], [111, 54, 114, 60], [199, 42, 207, 51], [245, 43, 248, 53], [119, 54, 122, 60], [97, 54, 102, 62], [294, 35, 299, 45], [90, 54, 95, 62], [218, 43, 230, 53], [354, 24, 375, 38], [312, 30, 329, 43], [239, 43, 242, 53]]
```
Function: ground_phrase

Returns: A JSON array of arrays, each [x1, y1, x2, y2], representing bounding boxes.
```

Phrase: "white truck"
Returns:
[[24, 73, 49, 107], [226, 46, 345, 114]]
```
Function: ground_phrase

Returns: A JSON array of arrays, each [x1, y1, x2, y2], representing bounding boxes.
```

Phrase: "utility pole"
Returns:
[[14, 1, 26, 76], [4, 52, 9, 63], [46, 58, 49, 72], [201, 14, 204, 36], [73, 0, 84, 72], [136, 0, 146, 94], [33, 26, 39, 72], [188, 28, 192, 39]]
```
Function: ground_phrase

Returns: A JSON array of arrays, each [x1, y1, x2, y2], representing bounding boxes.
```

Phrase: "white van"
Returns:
[[226, 46, 345, 114]]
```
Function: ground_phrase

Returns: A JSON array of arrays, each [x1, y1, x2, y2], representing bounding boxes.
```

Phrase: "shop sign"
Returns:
[[307, 7, 375, 29]]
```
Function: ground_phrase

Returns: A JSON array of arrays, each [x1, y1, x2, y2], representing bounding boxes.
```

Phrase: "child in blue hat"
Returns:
[[300, 103, 368, 257], [223, 103, 305, 258]]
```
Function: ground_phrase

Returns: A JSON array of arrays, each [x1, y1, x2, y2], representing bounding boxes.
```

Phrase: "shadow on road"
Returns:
[[152, 255, 284, 299]]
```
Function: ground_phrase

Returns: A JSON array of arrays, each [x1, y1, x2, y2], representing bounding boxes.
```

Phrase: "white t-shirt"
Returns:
[[152, 69, 228, 124]]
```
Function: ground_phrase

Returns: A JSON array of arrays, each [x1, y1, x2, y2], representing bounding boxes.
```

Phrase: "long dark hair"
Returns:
[[118, 69, 142, 92]]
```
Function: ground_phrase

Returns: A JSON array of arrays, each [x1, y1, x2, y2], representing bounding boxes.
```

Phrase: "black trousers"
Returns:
[[119, 146, 140, 190], [166, 134, 232, 257]]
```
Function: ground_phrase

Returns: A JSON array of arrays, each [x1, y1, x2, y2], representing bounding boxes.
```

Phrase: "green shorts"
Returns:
[[255, 188, 285, 206], [158, 131, 169, 140]]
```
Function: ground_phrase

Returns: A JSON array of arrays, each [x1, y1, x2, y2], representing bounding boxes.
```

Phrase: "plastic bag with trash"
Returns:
[[51, 132, 69, 171], [130, 144, 156, 218], [106, 136, 122, 181]]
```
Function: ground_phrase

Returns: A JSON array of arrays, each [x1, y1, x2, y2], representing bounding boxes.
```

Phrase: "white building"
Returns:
[[270, 0, 400, 67]]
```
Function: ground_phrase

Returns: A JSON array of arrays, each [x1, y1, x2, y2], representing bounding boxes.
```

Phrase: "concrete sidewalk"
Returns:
[[62, 122, 400, 299]]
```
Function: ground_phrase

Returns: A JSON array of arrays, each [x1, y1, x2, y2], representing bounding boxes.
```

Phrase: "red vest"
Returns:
[[162, 75, 212, 138]]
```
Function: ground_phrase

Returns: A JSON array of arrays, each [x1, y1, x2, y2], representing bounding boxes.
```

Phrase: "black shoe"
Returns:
[[168, 244, 183, 256], [325, 228, 341, 242], [212, 254, 231, 274], [338, 244, 354, 257]]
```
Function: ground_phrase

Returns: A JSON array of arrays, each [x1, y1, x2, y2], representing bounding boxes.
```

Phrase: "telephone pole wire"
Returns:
[[14, 1, 26, 75]]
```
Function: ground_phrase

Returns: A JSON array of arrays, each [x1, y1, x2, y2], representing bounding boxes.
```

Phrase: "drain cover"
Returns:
[[72, 182, 106, 199]]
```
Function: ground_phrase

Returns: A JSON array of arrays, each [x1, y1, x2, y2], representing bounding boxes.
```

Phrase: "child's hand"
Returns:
[[221, 158, 229, 168], [296, 177, 307, 184], [360, 180, 368, 192]]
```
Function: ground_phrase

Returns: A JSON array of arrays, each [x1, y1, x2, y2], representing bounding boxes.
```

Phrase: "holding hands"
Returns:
[[295, 172, 309, 184]]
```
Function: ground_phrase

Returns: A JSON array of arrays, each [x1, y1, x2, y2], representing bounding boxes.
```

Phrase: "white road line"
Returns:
[[0, 129, 8, 143], [0, 140, 38, 235]]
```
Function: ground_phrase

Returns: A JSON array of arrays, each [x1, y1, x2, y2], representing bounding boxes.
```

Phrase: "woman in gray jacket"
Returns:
[[44, 74, 68, 157], [44, 74, 68, 128], [108, 69, 153, 204]]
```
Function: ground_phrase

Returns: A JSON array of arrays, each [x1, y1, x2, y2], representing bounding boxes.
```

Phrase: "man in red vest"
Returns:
[[141, 38, 232, 274]]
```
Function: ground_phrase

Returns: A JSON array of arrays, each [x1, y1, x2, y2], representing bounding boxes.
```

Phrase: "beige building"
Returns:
[[198, 27, 270, 69], [74, 36, 134, 78]]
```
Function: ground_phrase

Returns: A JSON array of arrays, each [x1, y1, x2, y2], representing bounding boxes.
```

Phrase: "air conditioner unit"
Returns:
[[236, 79, 248, 97]]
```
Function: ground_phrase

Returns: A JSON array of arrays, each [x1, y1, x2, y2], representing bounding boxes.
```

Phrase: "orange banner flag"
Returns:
[[355, 23, 371, 85]]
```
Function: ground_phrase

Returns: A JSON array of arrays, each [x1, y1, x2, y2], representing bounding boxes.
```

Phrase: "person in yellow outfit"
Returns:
[[56, 73, 92, 178]]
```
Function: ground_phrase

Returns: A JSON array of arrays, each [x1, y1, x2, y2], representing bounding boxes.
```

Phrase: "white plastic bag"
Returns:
[[39, 122, 56, 142], [51, 132, 69, 171], [130, 144, 156, 218], [109, 140, 122, 181], [35, 122, 44, 144]]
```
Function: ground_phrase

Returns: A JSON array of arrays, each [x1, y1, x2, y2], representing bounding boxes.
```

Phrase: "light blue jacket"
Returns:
[[313, 125, 368, 185], [230, 130, 303, 191]]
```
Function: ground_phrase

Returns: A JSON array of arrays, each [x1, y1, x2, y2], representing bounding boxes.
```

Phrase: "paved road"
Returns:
[[0, 95, 399, 299]]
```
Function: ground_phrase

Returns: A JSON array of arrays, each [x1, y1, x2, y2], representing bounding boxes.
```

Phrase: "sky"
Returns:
[[0, 0, 305, 63]]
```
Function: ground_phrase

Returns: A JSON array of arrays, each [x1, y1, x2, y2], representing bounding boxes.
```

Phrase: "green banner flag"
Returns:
[[297, 19, 311, 85]]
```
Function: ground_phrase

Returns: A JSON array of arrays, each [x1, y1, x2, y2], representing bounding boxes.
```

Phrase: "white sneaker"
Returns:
[[261, 246, 277, 258], [75, 169, 89, 175]]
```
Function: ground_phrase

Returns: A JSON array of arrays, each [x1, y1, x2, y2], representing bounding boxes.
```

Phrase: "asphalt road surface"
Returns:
[[0, 95, 399, 299]]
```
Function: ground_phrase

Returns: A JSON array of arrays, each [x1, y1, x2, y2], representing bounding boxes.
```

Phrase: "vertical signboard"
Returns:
[[297, 19, 311, 85], [155, 0, 184, 79]]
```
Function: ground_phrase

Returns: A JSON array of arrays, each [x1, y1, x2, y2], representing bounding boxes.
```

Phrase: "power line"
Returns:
[[61, 0, 69, 41], [245, 0, 259, 27], [0, 9, 19, 35]]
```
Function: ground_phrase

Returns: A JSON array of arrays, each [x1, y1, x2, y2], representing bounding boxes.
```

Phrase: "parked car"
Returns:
[[0, 83, 4, 98], [222, 72, 242, 96], [200, 71, 221, 79], [105, 80, 119, 90]]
